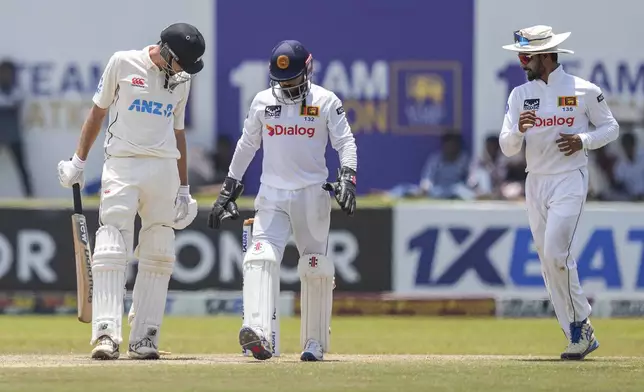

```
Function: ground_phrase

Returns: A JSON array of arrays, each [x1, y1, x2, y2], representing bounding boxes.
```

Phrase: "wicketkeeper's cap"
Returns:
[[269, 40, 312, 82]]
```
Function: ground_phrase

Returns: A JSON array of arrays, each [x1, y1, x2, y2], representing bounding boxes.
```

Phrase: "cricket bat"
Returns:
[[71, 183, 93, 323]]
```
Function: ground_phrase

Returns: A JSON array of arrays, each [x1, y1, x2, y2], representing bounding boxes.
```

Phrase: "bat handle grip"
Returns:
[[73, 183, 83, 214]]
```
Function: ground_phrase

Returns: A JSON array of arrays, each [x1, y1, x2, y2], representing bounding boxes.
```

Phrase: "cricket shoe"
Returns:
[[300, 338, 324, 362], [126, 311, 159, 359], [91, 336, 120, 360], [239, 326, 273, 361], [128, 331, 160, 360], [561, 319, 599, 360]]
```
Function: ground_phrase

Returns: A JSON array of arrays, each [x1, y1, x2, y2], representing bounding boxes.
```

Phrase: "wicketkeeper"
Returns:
[[207, 40, 358, 361]]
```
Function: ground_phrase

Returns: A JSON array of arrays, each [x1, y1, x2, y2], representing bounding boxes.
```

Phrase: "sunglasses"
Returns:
[[514, 31, 552, 47], [518, 53, 534, 65]]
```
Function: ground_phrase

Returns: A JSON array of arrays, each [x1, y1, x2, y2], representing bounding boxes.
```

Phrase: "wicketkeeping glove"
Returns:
[[207, 176, 244, 229], [323, 166, 357, 216]]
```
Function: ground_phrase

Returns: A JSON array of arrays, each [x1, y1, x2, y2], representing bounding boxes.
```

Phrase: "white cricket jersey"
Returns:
[[93, 45, 190, 159], [500, 66, 619, 175], [228, 84, 358, 190]]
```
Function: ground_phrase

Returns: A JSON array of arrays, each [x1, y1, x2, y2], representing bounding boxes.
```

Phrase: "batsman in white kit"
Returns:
[[207, 40, 357, 362], [57, 23, 203, 360], [500, 26, 619, 360]]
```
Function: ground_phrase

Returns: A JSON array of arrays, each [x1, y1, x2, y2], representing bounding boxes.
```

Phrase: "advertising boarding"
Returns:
[[0, 207, 392, 293], [0, 0, 214, 198], [393, 203, 644, 299], [216, 0, 475, 195], [474, 0, 644, 155]]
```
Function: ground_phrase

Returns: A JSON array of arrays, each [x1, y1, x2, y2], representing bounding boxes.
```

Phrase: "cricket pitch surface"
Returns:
[[1, 316, 643, 392]]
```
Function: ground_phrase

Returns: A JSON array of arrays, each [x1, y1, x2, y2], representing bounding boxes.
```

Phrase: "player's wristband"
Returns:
[[577, 133, 590, 150], [178, 185, 190, 196], [71, 153, 86, 169]]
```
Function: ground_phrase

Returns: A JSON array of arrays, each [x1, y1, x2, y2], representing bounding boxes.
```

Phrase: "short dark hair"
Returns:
[[441, 132, 461, 145], [0, 60, 17, 88], [0, 60, 16, 73]]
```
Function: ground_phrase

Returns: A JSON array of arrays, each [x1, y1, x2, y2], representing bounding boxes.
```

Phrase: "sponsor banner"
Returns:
[[495, 295, 597, 318], [159, 290, 294, 317], [474, 0, 644, 155], [216, 0, 474, 194], [0, 0, 214, 198], [393, 202, 644, 296], [591, 293, 644, 318], [495, 297, 555, 318], [494, 293, 644, 318], [0, 207, 392, 292], [0, 290, 295, 317], [301, 293, 495, 316], [604, 298, 644, 318], [0, 292, 77, 316]]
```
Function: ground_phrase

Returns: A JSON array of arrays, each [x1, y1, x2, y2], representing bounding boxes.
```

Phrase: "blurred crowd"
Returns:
[[587, 131, 644, 201], [379, 129, 644, 202], [186, 135, 234, 195], [189, 127, 644, 203], [2, 53, 643, 202]]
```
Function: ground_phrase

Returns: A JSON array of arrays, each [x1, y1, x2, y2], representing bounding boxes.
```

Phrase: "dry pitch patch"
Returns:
[[3, 354, 643, 392], [1, 354, 641, 368]]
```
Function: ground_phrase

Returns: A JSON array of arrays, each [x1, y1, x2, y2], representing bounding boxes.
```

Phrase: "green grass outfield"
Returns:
[[0, 316, 643, 391]]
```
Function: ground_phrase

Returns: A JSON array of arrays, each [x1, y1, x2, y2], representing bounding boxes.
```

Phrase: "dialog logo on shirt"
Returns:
[[534, 115, 575, 127], [266, 124, 315, 138], [523, 98, 540, 110]]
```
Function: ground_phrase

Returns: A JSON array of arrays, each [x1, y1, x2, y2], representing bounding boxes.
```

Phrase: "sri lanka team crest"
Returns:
[[389, 61, 462, 134]]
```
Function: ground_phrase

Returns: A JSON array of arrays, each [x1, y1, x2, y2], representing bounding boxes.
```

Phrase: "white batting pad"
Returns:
[[242, 240, 279, 341], [297, 253, 334, 352], [129, 226, 175, 347], [91, 225, 127, 345]]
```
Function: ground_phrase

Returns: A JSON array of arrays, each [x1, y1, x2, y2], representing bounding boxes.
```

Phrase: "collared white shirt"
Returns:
[[499, 66, 619, 174], [93, 45, 190, 159], [227, 83, 358, 190]]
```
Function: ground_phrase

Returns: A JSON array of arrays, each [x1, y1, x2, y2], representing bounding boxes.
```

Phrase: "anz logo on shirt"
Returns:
[[128, 99, 173, 118]]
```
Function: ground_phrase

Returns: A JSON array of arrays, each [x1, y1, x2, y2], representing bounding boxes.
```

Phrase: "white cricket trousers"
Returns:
[[99, 157, 179, 256], [252, 183, 332, 261], [525, 167, 592, 338]]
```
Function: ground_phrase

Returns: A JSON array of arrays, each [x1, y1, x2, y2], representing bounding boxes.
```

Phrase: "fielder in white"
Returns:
[[500, 26, 619, 360], [57, 23, 203, 360], [207, 40, 357, 362]]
